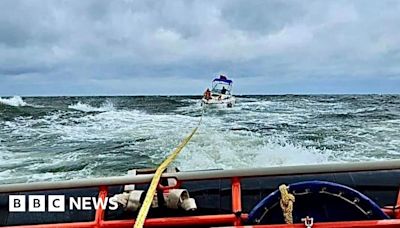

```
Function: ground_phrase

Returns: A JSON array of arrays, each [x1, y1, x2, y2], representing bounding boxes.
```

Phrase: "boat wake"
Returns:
[[178, 127, 334, 171], [0, 95, 398, 184]]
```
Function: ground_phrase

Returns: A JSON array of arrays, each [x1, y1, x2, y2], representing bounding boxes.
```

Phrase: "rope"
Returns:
[[133, 108, 204, 228], [279, 184, 295, 224]]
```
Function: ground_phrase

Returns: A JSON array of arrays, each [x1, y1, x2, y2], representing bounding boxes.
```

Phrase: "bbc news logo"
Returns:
[[9, 195, 119, 212]]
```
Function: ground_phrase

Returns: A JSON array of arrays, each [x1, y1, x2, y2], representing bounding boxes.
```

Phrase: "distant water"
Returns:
[[0, 95, 399, 184]]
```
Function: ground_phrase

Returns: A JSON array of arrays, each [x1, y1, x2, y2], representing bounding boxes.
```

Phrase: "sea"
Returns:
[[0, 95, 399, 184]]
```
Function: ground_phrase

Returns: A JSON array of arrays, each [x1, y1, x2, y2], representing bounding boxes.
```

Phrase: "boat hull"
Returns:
[[202, 96, 236, 107]]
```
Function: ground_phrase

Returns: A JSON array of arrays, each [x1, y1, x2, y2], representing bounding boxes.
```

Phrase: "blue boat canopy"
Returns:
[[213, 75, 232, 84]]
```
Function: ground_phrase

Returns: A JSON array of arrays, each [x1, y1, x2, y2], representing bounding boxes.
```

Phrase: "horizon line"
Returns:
[[1, 92, 400, 97]]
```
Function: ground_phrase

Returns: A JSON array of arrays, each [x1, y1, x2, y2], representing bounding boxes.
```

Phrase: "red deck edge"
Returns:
[[233, 219, 400, 228], [2, 214, 238, 228], [5, 217, 400, 228]]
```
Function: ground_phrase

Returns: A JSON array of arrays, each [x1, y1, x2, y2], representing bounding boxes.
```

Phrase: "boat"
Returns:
[[0, 160, 399, 227], [202, 75, 235, 108]]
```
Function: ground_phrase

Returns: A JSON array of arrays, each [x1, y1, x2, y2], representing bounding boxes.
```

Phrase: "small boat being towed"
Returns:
[[0, 160, 399, 228], [202, 75, 235, 108]]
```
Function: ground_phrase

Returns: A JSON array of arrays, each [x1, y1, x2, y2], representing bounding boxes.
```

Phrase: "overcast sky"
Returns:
[[0, 0, 399, 96]]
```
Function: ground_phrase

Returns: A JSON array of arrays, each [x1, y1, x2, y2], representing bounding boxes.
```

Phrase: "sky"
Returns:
[[0, 0, 400, 96]]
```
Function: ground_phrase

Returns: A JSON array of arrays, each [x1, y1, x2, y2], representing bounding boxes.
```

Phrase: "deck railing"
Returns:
[[1, 160, 399, 228]]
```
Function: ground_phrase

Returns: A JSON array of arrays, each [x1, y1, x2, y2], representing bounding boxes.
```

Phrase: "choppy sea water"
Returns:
[[0, 95, 399, 184]]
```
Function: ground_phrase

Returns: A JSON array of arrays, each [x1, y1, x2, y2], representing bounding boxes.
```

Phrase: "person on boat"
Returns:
[[221, 86, 227, 94], [203, 88, 211, 100]]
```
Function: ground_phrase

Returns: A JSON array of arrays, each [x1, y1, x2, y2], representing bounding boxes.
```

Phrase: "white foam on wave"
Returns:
[[13, 99, 337, 171], [172, 99, 338, 170], [68, 101, 115, 112], [5, 96, 395, 184], [0, 108, 199, 183], [0, 96, 27, 107], [0, 137, 98, 183], [177, 124, 335, 171]]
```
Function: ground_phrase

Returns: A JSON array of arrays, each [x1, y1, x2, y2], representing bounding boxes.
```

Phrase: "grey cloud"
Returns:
[[221, 0, 305, 35], [0, 65, 52, 76], [0, 0, 399, 95]]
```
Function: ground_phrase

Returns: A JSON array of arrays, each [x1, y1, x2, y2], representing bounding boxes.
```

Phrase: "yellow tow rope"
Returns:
[[133, 110, 204, 228]]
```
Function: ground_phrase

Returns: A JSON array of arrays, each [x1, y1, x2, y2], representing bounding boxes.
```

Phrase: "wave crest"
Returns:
[[68, 101, 115, 112], [0, 96, 27, 107]]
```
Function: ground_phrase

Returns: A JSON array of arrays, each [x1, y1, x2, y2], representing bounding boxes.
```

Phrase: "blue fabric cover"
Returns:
[[213, 78, 232, 84]]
